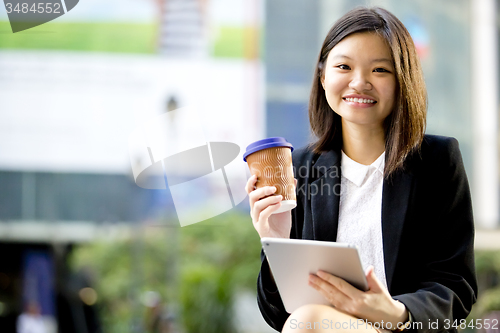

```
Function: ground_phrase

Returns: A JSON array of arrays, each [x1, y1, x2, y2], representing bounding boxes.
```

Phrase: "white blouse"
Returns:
[[336, 150, 388, 290]]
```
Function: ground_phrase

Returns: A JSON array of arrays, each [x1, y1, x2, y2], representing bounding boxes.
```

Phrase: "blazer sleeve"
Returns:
[[393, 137, 477, 332], [256, 249, 289, 331], [256, 201, 304, 331]]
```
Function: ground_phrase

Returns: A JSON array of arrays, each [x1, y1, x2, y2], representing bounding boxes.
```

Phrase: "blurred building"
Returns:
[[0, 0, 264, 331], [157, 0, 208, 57]]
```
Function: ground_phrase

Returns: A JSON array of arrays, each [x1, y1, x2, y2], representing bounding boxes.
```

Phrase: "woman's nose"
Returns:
[[349, 72, 372, 91]]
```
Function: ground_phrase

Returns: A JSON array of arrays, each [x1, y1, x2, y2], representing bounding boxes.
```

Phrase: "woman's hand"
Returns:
[[308, 266, 408, 329], [245, 174, 297, 239]]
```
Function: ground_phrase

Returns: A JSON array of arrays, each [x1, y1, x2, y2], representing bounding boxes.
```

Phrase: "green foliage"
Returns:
[[177, 213, 262, 332], [0, 21, 156, 53], [474, 287, 500, 314], [71, 211, 261, 333], [475, 250, 500, 274], [467, 250, 500, 323], [179, 266, 234, 333]]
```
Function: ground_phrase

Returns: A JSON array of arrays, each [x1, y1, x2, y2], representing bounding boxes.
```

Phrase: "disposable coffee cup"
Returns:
[[243, 137, 296, 214]]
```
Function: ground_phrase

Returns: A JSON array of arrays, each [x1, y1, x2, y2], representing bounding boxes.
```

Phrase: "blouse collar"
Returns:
[[341, 150, 385, 187]]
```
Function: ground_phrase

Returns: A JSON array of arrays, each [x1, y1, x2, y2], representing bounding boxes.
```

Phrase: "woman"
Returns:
[[245, 6, 477, 333]]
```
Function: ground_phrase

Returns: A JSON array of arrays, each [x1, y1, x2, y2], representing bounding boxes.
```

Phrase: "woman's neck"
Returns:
[[341, 120, 385, 165]]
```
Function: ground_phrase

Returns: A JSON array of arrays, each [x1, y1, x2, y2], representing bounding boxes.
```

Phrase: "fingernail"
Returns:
[[267, 187, 276, 194]]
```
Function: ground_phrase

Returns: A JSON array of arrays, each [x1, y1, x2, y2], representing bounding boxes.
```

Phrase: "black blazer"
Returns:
[[257, 135, 477, 333]]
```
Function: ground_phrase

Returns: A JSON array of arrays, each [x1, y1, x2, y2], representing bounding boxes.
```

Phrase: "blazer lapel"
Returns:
[[310, 150, 341, 242], [381, 170, 413, 289]]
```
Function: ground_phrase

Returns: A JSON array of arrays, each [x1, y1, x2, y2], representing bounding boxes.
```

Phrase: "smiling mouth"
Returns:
[[343, 97, 377, 104]]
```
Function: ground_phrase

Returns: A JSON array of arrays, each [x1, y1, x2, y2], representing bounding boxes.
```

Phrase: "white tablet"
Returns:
[[261, 237, 369, 313]]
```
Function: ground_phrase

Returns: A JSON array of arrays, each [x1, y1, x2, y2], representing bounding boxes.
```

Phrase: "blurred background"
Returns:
[[0, 0, 499, 332]]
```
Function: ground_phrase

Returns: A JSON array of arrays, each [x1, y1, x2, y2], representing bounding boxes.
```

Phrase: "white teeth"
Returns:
[[344, 97, 375, 103]]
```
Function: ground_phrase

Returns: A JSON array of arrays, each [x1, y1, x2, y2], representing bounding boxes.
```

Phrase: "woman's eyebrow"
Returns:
[[330, 54, 352, 60], [371, 58, 393, 64], [331, 54, 393, 65]]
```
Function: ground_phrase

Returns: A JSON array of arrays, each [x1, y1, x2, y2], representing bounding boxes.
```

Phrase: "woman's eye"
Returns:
[[374, 68, 390, 73], [337, 64, 350, 70]]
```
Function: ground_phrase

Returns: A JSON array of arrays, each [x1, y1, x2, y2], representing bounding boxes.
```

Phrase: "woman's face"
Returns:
[[321, 32, 397, 129]]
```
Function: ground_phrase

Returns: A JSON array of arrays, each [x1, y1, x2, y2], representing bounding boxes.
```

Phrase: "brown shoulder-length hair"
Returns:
[[309, 6, 427, 177]]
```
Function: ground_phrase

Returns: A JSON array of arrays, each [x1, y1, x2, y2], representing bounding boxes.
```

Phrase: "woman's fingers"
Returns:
[[253, 195, 282, 222], [365, 266, 385, 294], [246, 176, 296, 205], [309, 274, 350, 308], [248, 186, 277, 208], [316, 270, 363, 299], [255, 199, 282, 226], [245, 174, 257, 194], [245, 174, 293, 238], [245, 175, 282, 223]]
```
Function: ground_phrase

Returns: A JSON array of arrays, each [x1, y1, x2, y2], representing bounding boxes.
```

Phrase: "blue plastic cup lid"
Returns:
[[243, 137, 294, 162]]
